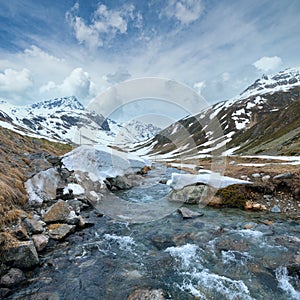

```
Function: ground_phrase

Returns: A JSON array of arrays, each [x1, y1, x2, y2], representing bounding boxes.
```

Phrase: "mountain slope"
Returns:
[[137, 67, 300, 159], [0, 96, 109, 143], [0, 97, 160, 146]]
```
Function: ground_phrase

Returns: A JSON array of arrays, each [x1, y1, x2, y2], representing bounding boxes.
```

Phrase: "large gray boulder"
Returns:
[[168, 185, 209, 204]]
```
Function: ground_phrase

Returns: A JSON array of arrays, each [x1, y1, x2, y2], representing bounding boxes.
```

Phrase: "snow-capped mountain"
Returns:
[[137, 67, 300, 159], [109, 119, 161, 146], [0, 96, 161, 146]]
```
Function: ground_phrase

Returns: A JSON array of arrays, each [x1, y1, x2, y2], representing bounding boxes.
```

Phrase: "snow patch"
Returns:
[[167, 172, 252, 190]]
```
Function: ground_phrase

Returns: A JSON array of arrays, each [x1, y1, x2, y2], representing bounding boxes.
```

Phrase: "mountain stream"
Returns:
[[9, 165, 300, 300]]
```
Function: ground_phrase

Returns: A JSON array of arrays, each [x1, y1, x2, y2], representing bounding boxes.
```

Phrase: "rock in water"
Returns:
[[178, 207, 204, 219], [43, 200, 71, 223], [169, 185, 207, 204], [48, 224, 76, 240], [2, 241, 39, 268], [126, 288, 165, 300], [0, 268, 25, 287]]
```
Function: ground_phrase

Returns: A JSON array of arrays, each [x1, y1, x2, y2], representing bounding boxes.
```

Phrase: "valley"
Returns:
[[0, 67, 300, 299]]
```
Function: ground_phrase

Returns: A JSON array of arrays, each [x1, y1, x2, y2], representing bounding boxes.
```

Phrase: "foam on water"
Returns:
[[275, 266, 300, 300], [104, 234, 136, 251], [165, 243, 254, 299], [232, 229, 264, 239], [165, 243, 201, 268], [221, 250, 253, 265]]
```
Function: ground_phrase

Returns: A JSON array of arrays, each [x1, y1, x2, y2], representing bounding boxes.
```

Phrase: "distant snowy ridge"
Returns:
[[0, 96, 162, 147], [110, 119, 161, 145]]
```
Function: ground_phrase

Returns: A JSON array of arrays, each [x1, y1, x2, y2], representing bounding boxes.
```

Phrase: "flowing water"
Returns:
[[9, 165, 300, 300]]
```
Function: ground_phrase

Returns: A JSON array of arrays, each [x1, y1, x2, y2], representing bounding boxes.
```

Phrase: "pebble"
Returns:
[[271, 205, 281, 213]]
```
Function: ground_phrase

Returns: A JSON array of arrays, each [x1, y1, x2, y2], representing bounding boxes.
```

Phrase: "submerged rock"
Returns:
[[178, 207, 204, 219]]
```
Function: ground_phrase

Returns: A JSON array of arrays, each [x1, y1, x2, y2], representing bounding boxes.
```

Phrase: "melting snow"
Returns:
[[167, 172, 252, 190]]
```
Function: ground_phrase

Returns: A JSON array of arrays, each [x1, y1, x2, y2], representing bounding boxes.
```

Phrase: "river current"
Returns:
[[9, 165, 300, 300]]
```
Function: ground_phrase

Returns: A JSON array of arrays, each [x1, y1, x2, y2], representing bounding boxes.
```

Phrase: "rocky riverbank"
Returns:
[[167, 156, 300, 218], [0, 144, 151, 298], [1, 144, 299, 298]]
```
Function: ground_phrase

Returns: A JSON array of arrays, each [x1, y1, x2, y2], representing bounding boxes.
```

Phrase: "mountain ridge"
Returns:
[[136, 67, 300, 158], [0, 96, 161, 146]]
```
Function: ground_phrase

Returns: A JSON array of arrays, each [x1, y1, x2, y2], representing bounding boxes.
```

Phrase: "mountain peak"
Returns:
[[30, 96, 85, 111], [240, 67, 300, 99]]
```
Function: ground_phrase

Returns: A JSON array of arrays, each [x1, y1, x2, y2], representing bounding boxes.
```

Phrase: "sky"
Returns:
[[0, 0, 300, 125]]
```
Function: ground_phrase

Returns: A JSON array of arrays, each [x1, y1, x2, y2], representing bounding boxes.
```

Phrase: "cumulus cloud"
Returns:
[[39, 68, 93, 100], [0, 68, 33, 93], [163, 0, 204, 25], [253, 56, 282, 72], [66, 3, 139, 50]]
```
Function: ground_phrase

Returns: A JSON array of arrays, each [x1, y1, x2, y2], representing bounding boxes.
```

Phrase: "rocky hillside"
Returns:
[[138, 68, 300, 159], [0, 126, 72, 230]]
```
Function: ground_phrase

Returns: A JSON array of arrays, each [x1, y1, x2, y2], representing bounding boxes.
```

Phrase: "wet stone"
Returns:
[[48, 224, 76, 240], [2, 240, 39, 269], [126, 288, 166, 300], [178, 207, 204, 219], [0, 268, 25, 287], [0, 288, 11, 298], [43, 200, 71, 223]]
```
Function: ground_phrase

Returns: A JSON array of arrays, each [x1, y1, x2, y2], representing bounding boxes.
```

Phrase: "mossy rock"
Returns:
[[216, 184, 246, 208]]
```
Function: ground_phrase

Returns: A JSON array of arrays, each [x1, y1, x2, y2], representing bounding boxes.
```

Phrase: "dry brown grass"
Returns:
[[0, 126, 72, 230]]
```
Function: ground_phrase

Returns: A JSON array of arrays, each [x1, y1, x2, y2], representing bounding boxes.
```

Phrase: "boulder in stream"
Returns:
[[43, 200, 71, 223], [178, 207, 204, 219], [48, 224, 76, 240], [1, 240, 39, 268]]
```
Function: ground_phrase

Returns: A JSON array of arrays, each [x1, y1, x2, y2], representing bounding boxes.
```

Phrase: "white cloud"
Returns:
[[253, 56, 283, 72], [164, 0, 204, 25], [66, 3, 137, 50], [104, 68, 131, 84], [24, 45, 62, 62], [193, 81, 206, 94], [0, 68, 33, 93], [222, 72, 230, 82], [39, 68, 93, 100]]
